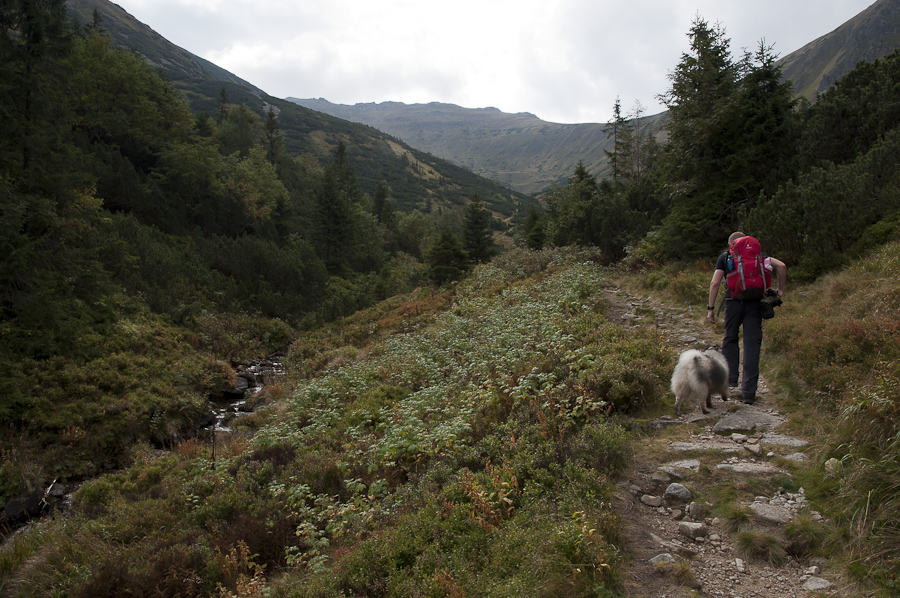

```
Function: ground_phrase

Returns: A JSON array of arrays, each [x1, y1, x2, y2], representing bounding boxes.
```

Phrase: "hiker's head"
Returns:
[[728, 231, 745, 250]]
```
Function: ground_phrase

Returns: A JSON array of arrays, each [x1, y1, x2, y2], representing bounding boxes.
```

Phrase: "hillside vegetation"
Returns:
[[525, 22, 900, 275], [2, 247, 674, 597], [0, 1, 522, 501], [2, 2, 900, 597], [65, 0, 537, 221], [777, 0, 900, 102]]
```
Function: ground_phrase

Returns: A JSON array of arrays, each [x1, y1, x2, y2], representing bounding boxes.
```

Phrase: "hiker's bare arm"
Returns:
[[708, 269, 725, 323], [769, 257, 786, 296]]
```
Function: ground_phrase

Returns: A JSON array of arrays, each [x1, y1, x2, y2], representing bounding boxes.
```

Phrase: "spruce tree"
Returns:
[[521, 205, 546, 250], [462, 196, 495, 263], [604, 97, 628, 186], [263, 105, 284, 164], [372, 179, 395, 227], [425, 228, 468, 286], [654, 17, 795, 257], [315, 141, 362, 273]]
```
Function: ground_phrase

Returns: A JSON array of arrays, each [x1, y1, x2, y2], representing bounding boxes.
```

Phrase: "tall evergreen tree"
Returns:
[[604, 97, 629, 186], [545, 161, 598, 246], [654, 18, 771, 257], [215, 85, 229, 123], [730, 41, 798, 202], [425, 227, 467, 285], [462, 195, 495, 263], [315, 141, 362, 273], [0, 0, 74, 181], [617, 100, 660, 186], [263, 105, 284, 164], [520, 205, 547, 250], [659, 17, 739, 199], [372, 179, 395, 227]]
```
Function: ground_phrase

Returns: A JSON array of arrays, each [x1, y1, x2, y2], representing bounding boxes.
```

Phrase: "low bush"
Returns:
[[620, 260, 713, 307]]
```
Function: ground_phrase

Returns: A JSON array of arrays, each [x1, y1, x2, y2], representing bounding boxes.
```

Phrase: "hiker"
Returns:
[[707, 231, 786, 404]]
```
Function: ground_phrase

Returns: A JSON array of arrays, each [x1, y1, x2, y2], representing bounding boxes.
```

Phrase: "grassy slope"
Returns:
[[1, 247, 674, 597], [3, 243, 898, 596]]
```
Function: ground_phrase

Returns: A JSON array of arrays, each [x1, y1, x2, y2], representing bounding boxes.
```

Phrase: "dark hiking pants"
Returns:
[[722, 299, 763, 399]]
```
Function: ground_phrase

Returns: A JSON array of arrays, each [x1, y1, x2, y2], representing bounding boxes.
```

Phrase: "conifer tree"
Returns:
[[604, 97, 628, 186], [0, 0, 73, 179], [216, 86, 230, 123], [263, 105, 284, 164], [425, 227, 467, 285], [521, 205, 546, 250], [372, 179, 395, 227], [462, 195, 495, 263], [315, 141, 362, 272], [654, 17, 796, 257], [545, 161, 598, 246]]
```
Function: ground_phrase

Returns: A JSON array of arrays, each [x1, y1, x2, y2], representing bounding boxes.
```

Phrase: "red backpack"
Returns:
[[726, 236, 772, 301]]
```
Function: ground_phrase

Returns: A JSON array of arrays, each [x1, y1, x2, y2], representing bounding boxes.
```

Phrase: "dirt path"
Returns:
[[604, 286, 843, 598]]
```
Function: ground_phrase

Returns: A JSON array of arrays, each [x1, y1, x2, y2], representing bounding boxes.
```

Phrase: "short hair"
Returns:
[[728, 231, 745, 244]]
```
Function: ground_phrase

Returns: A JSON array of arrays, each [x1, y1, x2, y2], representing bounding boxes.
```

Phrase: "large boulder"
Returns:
[[1, 486, 45, 524], [665, 483, 694, 504]]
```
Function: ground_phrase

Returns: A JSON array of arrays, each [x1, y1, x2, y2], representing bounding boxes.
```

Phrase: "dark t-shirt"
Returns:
[[716, 252, 732, 299]]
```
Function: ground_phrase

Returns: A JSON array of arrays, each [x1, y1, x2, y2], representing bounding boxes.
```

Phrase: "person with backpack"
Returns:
[[706, 231, 786, 404]]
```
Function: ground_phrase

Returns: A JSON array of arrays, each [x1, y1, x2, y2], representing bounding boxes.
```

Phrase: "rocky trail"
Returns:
[[604, 286, 842, 598]]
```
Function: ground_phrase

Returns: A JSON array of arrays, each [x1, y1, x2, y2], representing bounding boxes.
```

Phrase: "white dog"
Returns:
[[671, 349, 729, 416]]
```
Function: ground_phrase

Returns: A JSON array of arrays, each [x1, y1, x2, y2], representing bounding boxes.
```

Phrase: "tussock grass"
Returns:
[[784, 511, 827, 558], [654, 560, 701, 589], [721, 505, 756, 533], [735, 530, 788, 566]]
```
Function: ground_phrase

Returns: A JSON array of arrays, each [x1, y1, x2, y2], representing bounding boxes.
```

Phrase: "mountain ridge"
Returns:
[[286, 97, 664, 194], [289, 98, 667, 195], [68, 0, 900, 197], [290, 0, 898, 195], [778, 0, 900, 101]]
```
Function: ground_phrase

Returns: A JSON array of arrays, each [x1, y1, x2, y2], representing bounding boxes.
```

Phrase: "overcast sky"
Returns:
[[114, 0, 875, 124]]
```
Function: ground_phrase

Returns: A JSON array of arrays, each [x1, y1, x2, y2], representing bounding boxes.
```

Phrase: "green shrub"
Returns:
[[627, 260, 713, 306]]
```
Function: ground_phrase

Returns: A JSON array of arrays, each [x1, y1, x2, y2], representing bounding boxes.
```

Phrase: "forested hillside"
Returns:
[[0, 0, 521, 505], [64, 0, 537, 220], [526, 20, 900, 276], [778, 0, 900, 102]]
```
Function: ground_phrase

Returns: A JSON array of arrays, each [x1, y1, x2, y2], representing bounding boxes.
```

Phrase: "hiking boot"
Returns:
[[742, 394, 756, 405], [728, 387, 743, 401]]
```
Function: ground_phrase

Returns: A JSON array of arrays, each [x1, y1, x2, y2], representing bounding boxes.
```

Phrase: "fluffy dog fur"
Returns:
[[671, 348, 729, 416]]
